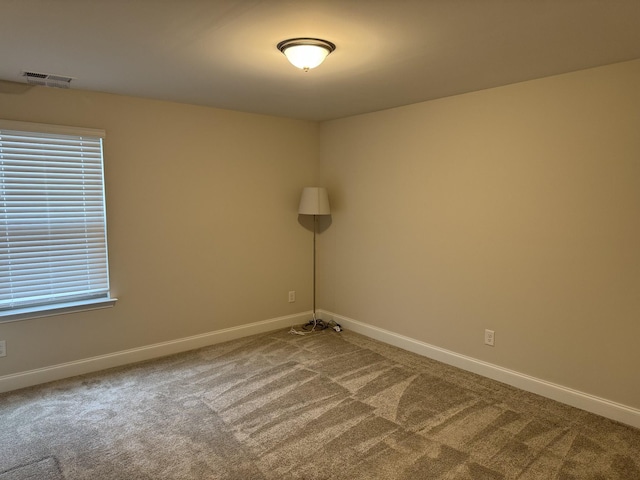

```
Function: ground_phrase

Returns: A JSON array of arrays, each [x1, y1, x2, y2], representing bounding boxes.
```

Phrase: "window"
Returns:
[[0, 120, 115, 322]]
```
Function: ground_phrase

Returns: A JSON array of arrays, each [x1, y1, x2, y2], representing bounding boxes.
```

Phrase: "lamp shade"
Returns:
[[298, 187, 330, 215]]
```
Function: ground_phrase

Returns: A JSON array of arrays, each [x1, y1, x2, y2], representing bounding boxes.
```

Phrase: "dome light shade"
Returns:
[[277, 38, 336, 72]]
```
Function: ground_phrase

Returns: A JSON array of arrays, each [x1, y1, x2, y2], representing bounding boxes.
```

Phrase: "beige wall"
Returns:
[[2, 60, 639, 411], [319, 60, 640, 409], [0, 85, 318, 376]]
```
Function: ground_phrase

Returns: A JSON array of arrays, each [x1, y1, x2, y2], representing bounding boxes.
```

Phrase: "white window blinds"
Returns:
[[0, 121, 111, 313]]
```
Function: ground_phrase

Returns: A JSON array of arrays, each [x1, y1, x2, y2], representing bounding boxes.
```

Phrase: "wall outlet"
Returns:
[[288, 291, 296, 303], [484, 329, 495, 346], [0, 340, 6, 357]]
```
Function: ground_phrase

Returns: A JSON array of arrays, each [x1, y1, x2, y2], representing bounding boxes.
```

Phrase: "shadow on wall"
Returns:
[[297, 214, 332, 234], [0, 80, 33, 95]]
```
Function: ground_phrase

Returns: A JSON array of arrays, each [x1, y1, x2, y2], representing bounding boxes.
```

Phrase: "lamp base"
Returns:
[[300, 316, 342, 333], [301, 318, 329, 331]]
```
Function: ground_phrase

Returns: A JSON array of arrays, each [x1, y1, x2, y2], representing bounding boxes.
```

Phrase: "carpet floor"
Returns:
[[0, 327, 639, 479]]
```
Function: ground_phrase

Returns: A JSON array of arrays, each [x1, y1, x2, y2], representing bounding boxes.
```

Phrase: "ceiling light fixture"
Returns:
[[277, 38, 336, 72]]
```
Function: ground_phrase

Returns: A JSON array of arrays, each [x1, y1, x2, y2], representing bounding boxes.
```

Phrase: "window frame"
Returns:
[[0, 119, 116, 323]]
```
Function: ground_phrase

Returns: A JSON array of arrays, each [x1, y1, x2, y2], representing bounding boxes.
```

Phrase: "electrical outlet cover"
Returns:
[[484, 329, 495, 346]]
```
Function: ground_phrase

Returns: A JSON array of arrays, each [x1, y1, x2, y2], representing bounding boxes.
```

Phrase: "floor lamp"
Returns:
[[298, 187, 330, 330]]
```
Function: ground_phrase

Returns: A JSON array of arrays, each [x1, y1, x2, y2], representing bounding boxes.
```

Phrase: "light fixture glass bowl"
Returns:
[[277, 38, 336, 71]]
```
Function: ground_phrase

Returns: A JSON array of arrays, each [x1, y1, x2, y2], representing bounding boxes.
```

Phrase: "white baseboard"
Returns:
[[0, 312, 310, 394], [320, 310, 640, 429], [4, 309, 638, 429]]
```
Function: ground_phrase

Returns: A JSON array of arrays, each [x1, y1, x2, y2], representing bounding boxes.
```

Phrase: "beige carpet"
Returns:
[[0, 327, 639, 479]]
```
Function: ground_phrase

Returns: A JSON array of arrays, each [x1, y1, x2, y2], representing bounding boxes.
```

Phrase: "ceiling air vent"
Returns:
[[21, 71, 74, 89]]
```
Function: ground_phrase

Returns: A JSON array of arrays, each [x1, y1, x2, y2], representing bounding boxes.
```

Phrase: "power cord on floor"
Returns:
[[327, 320, 342, 332], [289, 319, 342, 336]]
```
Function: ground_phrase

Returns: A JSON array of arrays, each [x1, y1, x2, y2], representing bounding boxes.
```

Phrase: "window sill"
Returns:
[[0, 298, 118, 324]]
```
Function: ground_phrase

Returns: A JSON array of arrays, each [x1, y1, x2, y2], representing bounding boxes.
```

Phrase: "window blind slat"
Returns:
[[1, 275, 108, 291], [0, 259, 107, 272], [0, 124, 111, 311]]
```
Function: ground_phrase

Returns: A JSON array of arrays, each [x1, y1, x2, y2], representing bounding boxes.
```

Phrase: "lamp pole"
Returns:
[[312, 214, 317, 321]]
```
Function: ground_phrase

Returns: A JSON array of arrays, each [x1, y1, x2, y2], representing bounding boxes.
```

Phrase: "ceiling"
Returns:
[[1, 0, 640, 122]]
